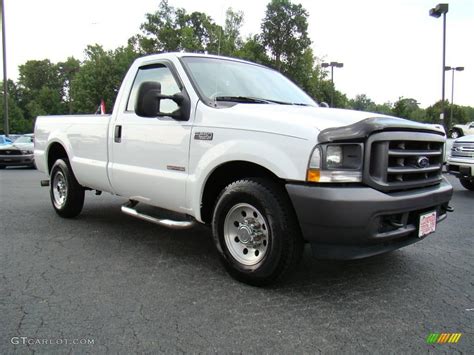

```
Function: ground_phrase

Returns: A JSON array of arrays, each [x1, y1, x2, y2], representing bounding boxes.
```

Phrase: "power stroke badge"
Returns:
[[194, 132, 214, 141]]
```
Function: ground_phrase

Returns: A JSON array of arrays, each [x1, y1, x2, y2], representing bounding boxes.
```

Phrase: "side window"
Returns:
[[127, 64, 181, 114]]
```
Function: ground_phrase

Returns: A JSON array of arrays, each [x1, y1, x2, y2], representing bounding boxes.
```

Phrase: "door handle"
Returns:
[[114, 125, 122, 143]]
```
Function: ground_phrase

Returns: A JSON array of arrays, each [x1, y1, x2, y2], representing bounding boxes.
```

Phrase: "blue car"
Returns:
[[0, 135, 12, 146]]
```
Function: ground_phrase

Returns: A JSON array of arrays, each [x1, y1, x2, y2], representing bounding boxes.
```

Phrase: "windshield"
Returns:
[[182, 57, 317, 107], [14, 136, 33, 144]]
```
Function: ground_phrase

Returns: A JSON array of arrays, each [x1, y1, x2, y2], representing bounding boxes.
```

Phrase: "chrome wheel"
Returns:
[[52, 171, 68, 208], [450, 130, 459, 139], [224, 203, 269, 266]]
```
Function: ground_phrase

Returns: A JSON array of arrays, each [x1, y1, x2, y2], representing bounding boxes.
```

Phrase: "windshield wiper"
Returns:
[[214, 96, 272, 104], [291, 102, 311, 106], [214, 96, 311, 106]]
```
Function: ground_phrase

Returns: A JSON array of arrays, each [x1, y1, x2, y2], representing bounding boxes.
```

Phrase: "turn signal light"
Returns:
[[307, 169, 320, 182]]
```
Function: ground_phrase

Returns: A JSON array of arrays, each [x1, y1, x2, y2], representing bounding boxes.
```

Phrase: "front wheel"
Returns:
[[50, 159, 85, 218], [212, 178, 303, 286], [450, 129, 461, 139], [459, 178, 474, 191]]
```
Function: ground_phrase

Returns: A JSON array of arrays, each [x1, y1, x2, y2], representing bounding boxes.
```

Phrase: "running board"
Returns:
[[121, 200, 196, 229]]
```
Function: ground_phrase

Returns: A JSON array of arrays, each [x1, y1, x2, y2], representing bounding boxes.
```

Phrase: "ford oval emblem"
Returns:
[[417, 156, 430, 168]]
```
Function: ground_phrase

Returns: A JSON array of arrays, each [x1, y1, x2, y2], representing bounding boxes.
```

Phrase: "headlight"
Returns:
[[21, 150, 33, 154], [307, 143, 363, 183], [326, 145, 343, 168]]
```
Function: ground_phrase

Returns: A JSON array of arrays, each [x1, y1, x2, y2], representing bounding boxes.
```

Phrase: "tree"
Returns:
[[349, 94, 376, 112], [135, 0, 223, 54], [58, 57, 81, 113], [71, 44, 138, 113], [234, 35, 270, 65], [0, 83, 30, 133], [391, 97, 427, 122], [17, 59, 65, 118], [261, 0, 311, 71], [219, 8, 244, 56], [426, 100, 466, 127], [374, 102, 393, 116]]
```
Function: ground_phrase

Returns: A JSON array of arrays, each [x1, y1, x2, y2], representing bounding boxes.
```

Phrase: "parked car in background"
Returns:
[[449, 122, 474, 139], [0, 134, 35, 169], [7, 134, 22, 142], [0, 135, 12, 146], [447, 135, 474, 190]]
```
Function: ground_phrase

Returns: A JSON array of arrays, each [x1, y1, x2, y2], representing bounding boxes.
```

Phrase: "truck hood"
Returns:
[[211, 104, 443, 141], [454, 134, 474, 143]]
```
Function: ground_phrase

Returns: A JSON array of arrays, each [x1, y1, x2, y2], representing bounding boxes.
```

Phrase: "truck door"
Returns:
[[108, 61, 192, 213]]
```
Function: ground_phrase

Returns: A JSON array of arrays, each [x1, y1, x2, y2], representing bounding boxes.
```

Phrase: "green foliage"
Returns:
[[135, 0, 222, 54], [71, 44, 139, 113], [58, 57, 81, 113], [374, 102, 394, 115], [0, 84, 30, 134], [349, 94, 376, 112], [426, 100, 467, 127], [392, 97, 426, 121], [461, 106, 474, 122], [234, 35, 270, 65], [261, 0, 311, 71], [316, 79, 348, 108], [17, 59, 65, 118], [220, 8, 244, 56]]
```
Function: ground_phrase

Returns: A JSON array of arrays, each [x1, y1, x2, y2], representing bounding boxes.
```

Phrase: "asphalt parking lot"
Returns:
[[1, 168, 472, 353]]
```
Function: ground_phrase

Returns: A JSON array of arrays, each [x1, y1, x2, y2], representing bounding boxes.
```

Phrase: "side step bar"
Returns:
[[121, 200, 196, 230]]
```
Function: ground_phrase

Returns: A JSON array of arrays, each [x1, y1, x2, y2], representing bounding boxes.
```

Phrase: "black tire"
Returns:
[[212, 178, 303, 286], [450, 129, 462, 139], [50, 159, 85, 218], [459, 178, 474, 191], [0, 165, 5, 169]]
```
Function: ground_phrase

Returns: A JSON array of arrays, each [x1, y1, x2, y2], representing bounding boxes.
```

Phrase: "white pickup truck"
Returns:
[[447, 135, 474, 190], [35, 53, 453, 285]]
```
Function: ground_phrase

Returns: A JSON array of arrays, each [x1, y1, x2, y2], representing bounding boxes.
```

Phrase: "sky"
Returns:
[[2, 0, 474, 108]]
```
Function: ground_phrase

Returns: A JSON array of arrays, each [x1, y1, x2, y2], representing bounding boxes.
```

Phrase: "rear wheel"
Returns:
[[0, 165, 5, 169], [50, 159, 85, 218], [459, 178, 474, 191], [212, 178, 303, 286]]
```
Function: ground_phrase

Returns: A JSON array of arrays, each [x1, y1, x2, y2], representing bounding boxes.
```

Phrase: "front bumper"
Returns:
[[286, 179, 453, 260], [446, 158, 474, 178], [0, 154, 35, 166]]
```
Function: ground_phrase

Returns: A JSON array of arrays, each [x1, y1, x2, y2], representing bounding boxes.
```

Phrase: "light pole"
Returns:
[[0, 0, 8, 136], [445, 66, 464, 125], [321, 61, 343, 108], [429, 3, 449, 129]]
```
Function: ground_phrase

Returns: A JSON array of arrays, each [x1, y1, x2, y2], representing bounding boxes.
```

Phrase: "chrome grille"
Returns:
[[0, 149, 22, 156], [451, 141, 474, 158], [364, 132, 445, 191]]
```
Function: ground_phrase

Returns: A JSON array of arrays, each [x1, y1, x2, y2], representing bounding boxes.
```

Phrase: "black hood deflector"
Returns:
[[318, 117, 445, 143]]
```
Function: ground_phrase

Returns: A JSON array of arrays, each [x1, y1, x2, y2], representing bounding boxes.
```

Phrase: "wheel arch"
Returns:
[[199, 160, 286, 224], [46, 142, 70, 174]]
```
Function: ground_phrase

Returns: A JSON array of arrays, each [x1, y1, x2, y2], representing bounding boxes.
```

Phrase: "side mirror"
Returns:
[[320, 102, 330, 108], [135, 81, 189, 120]]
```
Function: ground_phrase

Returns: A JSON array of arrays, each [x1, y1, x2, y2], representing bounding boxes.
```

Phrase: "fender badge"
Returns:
[[194, 132, 213, 141]]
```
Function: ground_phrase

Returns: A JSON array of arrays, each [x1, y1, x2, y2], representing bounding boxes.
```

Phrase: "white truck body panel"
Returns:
[[35, 115, 111, 192]]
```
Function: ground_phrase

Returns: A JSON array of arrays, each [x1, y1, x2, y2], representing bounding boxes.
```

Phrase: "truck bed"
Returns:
[[34, 114, 112, 192]]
